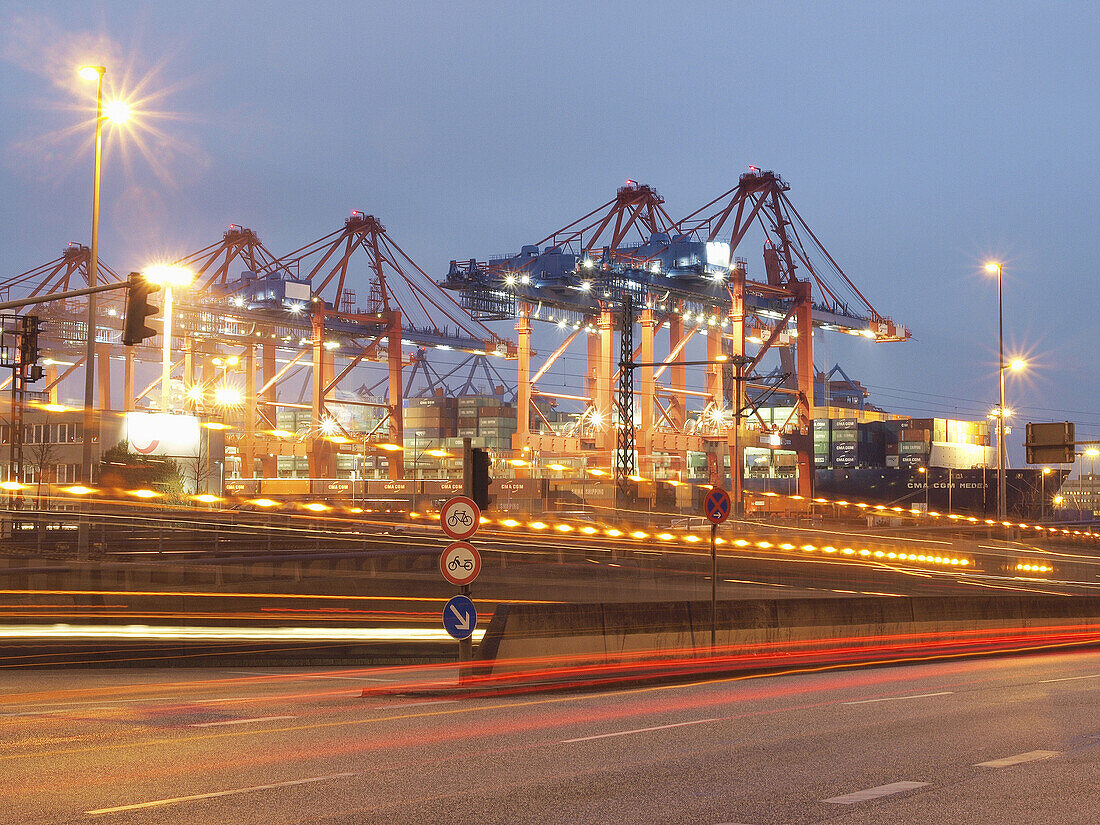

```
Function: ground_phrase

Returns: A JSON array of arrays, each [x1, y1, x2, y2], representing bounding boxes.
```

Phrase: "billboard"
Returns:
[[125, 412, 201, 458]]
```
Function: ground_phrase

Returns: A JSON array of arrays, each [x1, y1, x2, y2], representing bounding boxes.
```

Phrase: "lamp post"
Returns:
[[78, 65, 105, 485], [77, 66, 129, 483], [144, 266, 193, 411], [984, 263, 1026, 519], [984, 262, 1008, 519], [1041, 467, 1051, 521]]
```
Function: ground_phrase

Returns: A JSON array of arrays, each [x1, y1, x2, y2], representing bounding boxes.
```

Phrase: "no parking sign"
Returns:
[[703, 488, 731, 524]]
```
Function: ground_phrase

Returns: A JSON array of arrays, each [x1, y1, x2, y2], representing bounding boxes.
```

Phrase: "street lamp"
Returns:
[[984, 261, 1009, 519], [77, 65, 129, 483], [78, 65, 106, 486], [144, 265, 193, 411], [1042, 466, 1052, 521]]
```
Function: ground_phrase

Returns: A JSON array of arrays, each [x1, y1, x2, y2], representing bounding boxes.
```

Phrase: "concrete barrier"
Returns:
[[480, 595, 1100, 674]]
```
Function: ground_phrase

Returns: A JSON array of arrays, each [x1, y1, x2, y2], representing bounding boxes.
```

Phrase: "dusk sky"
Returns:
[[1, 1, 1096, 463]]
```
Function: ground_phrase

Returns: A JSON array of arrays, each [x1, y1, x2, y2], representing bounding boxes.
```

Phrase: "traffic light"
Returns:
[[18, 315, 41, 368], [123, 271, 160, 346], [471, 447, 492, 510]]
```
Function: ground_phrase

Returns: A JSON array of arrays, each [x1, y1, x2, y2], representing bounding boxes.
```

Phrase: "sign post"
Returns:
[[703, 487, 732, 648], [439, 443, 484, 684]]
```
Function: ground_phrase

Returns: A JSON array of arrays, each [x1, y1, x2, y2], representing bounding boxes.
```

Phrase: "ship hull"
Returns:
[[811, 467, 1067, 518]]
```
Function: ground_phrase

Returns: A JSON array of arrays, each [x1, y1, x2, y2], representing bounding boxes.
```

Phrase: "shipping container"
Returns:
[[478, 415, 517, 427], [899, 441, 929, 455]]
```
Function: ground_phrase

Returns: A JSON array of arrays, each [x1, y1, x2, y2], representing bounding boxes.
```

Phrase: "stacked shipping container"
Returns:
[[813, 418, 886, 468], [814, 414, 992, 471]]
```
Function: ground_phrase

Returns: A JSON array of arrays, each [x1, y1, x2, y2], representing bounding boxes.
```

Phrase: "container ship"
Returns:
[[744, 368, 1068, 519]]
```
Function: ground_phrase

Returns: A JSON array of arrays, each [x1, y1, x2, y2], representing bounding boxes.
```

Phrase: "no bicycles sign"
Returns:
[[439, 495, 481, 541], [440, 541, 482, 586]]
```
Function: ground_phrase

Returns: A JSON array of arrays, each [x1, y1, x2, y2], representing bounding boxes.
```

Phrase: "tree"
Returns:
[[184, 431, 215, 495], [27, 438, 61, 509]]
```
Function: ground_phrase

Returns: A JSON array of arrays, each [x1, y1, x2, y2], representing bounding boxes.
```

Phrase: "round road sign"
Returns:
[[439, 495, 481, 541], [442, 594, 477, 641], [703, 487, 732, 524], [440, 541, 482, 586]]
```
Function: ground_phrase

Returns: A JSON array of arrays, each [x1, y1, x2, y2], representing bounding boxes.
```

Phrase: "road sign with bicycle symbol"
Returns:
[[439, 495, 480, 541], [448, 510, 473, 527], [440, 540, 481, 586]]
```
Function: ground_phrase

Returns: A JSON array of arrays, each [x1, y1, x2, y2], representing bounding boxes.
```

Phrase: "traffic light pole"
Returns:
[[0, 281, 138, 555]]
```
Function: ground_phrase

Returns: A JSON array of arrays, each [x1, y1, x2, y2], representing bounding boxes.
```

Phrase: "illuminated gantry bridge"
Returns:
[[443, 170, 908, 493], [4, 169, 905, 496], [4, 215, 512, 482]]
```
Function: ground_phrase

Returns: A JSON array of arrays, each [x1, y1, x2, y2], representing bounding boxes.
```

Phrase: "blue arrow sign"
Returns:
[[442, 594, 477, 640]]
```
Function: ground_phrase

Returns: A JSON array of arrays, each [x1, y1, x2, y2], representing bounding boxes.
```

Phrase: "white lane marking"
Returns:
[[86, 771, 358, 815], [976, 750, 1060, 768], [1039, 674, 1100, 683], [194, 695, 297, 704], [218, 670, 389, 681], [1, 708, 84, 718], [0, 697, 171, 712], [824, 781, 929, 804], [188, 715, 297, 728], [386, 699, 459, 710], [842, 691, 954, 705], [561, 717, 718, 744]]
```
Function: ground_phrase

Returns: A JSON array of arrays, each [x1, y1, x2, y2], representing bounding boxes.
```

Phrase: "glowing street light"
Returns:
[[103, 99, 131, 123], [145, 266, 194, 411], [213, 386, 242, 407]]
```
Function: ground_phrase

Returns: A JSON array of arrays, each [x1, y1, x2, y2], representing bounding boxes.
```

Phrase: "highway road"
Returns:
[[3, 648, 1099, 823]]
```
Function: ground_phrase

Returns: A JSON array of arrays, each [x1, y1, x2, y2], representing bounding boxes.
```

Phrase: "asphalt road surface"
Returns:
[[3, 647, 1099, 823]]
